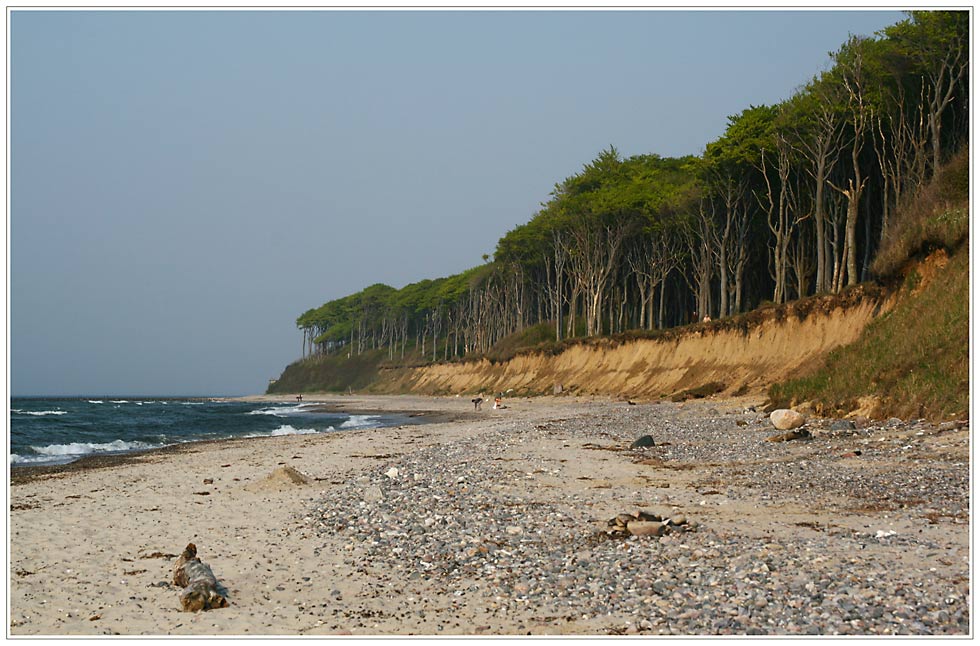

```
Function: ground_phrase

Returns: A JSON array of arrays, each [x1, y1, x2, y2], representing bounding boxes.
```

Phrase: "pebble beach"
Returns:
[[7, 394, 971, 636]]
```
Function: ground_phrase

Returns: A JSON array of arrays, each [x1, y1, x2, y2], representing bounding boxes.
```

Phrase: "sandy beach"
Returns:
[[7, 394, 970, 636]]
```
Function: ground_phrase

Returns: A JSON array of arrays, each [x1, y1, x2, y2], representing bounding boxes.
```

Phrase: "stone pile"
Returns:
[[604, 510, 696, 538]]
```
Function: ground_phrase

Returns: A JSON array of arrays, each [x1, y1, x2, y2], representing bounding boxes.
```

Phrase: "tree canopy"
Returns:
[[293, 11, 969, 365]]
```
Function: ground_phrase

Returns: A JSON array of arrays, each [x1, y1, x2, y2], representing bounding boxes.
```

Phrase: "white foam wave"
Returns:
[[270, 425, 319, 436], [13, 410, 67, 416], [247, 404, 312, 417], [88, 400, 104, 404], [111, 400, 129, 403], [340, 414, 381, 429], [10, 453, 62, 465], [243, 424, 319, 438], [30, 439, 157, 457]]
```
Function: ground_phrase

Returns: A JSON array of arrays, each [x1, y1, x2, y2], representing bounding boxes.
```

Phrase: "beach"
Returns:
[[8, 394, 970, 636]]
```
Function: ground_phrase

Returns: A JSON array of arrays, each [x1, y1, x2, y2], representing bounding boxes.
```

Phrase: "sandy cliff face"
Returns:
[[374, 294, 891, 399]]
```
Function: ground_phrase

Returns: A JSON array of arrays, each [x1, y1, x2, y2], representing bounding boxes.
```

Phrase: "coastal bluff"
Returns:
[[342, 287, 893, 400]]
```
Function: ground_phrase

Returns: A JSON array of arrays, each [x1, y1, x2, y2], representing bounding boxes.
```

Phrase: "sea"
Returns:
[[9, 398, 422, 468]]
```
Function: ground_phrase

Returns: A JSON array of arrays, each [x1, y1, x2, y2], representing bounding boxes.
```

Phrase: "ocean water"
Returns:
[[9, 398, 422, 467]]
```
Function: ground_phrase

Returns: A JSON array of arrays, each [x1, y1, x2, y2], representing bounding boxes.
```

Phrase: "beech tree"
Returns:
[[291, 11, 968, 368]]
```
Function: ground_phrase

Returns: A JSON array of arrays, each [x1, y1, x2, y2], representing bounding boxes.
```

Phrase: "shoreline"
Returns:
[[10, 394, 469, 484], [9, 395, 969, 635]]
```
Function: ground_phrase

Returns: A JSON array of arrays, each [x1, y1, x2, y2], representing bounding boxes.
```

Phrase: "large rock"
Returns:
[[770, 409, 805, 430]]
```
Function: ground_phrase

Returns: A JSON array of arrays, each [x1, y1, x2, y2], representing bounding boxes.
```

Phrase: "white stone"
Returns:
[[770, 409, 806, 430], [384, 467, 400, 479]]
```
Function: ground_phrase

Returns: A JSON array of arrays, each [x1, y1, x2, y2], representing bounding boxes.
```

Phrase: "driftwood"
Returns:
[[172, 543, 228, 612]]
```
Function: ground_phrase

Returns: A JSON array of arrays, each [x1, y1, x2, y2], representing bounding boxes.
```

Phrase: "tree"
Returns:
[[886, 11, 969, 176], [829, 36, 873, 289]]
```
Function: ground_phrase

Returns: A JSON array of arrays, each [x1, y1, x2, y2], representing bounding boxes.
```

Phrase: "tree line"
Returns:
[[295, 11, 968, 363]]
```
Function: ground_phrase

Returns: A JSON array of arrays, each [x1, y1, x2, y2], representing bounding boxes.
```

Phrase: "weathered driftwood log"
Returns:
[[172, 543, 228, 612]]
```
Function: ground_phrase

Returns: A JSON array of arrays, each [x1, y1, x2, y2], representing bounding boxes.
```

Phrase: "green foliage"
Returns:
[[286, 10, 969, 403]]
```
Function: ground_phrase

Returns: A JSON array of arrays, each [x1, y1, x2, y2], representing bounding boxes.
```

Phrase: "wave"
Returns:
[[88, 400, 104, 404], [244, 424, 321, 438], [12, 410, 67, 416], [27, 439, 159, 459], [10, 453, 61, 465], [111, 400, 129, 403], [246, 404, 312, 417], [340, 414, 381, 429], [270, 425, 319, 436]]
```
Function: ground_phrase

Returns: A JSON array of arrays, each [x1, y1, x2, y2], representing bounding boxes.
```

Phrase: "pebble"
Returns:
[[299, 400, 968, 636]]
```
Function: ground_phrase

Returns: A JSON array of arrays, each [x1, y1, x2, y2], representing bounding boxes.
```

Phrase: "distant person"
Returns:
[[472, 397, 483, 410]]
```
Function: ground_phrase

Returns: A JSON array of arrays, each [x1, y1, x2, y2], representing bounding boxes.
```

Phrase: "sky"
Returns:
[[9, 8, 909, 396]]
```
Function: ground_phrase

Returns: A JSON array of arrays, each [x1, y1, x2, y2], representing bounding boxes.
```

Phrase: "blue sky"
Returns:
[[10, 9, 907, 395]]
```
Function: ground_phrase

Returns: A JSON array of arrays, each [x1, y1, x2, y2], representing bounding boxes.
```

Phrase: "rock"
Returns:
[[505, 526, 523, 536], [735, 420, 748, 427], [630, 435, 656, 449], [615, 513, 634, 526], [669, 515, 687, 526], [384, 467, 400, 479], [766, 429, 812, 442], [626, 520, 666, 537], [829, 420, 856, 431], [770, 409, 805, 430], [633, 510, 662, 522]]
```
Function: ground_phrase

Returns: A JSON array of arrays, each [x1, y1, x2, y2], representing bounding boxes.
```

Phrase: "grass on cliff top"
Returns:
[[769, 244, 968, 421], [872, 146, 969, 278], [770, 148, 969, 421], [268, 349, 386, 394]]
